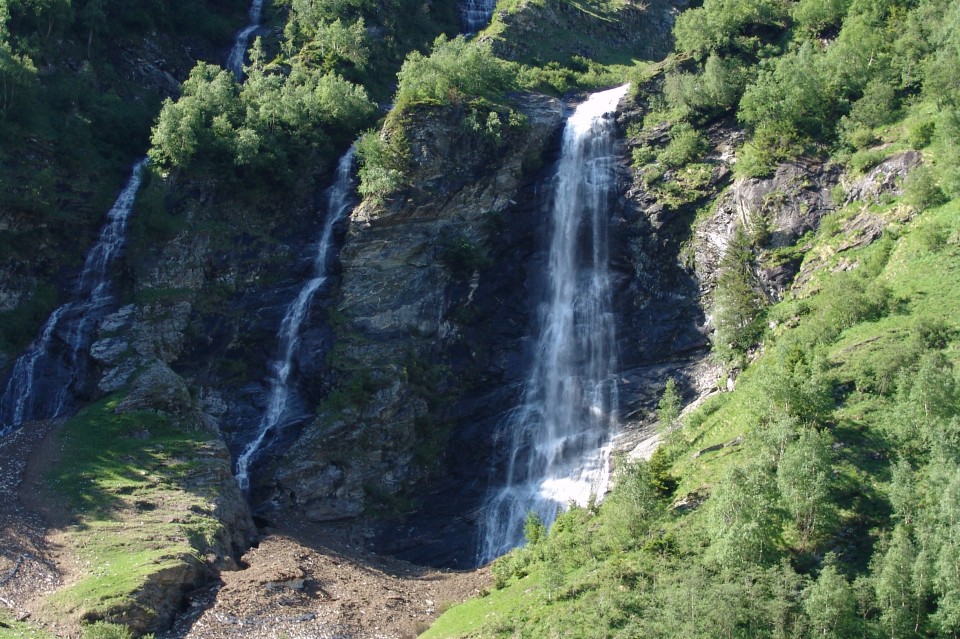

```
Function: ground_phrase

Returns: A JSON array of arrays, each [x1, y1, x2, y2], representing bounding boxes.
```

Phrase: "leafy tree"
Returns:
[[524, 511, 546, 547], [792, 0, 852, 35], [606, 459, 663, 548], [298, 18, 369, 73], [673, 0, 787, 60], [777, 427, 835, 550], [739, 43, 837, 145], [875, 525, 926, 638], [708, 460, 784, 568], [395, 35, 515, 107], [664, 54, 749, 121], [804, 557, 861, 638], [929, 463, 960, 635], [356, 124, 411, 200]]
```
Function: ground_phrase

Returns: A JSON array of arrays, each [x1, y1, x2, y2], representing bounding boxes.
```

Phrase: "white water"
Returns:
[[0, 159, 148, 434], [460, 0, 496, 33], [227, 0, 265, 77], [478, 85, 629, 564], [235, 148, 357, 493]]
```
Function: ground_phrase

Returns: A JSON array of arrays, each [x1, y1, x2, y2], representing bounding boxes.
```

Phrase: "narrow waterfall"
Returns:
[[235, 148, 357, 493], [0, 159, 148, 435], [227, 0, 265, 77], [478, 85, 629, 564], [460, 0, 496, 33]]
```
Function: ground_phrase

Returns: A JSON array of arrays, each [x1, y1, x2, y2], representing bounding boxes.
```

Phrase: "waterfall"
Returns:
[[478, 84, 629, 564], [227, 0, 265, 77], [0, 159, 148, 435], [460, 0, 496, 33], [235, 148, 357, 493]]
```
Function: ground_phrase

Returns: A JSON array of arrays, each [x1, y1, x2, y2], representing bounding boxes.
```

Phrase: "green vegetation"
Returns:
[[149, 58, 377, 183], [0, 609, 57, 639], [426, 173, 960, 639], [40, 395, 238, 631]]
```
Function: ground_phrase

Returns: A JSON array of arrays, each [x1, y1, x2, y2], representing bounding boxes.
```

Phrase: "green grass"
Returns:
[[39, 396, 235, 628], [0, 610, 57, 639]]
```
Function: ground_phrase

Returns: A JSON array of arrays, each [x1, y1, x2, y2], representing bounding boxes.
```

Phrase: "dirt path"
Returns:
[[2, 421, 488, 638], [161, 523, 489, 639]]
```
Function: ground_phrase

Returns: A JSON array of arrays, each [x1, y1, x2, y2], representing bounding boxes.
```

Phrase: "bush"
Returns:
[[81, 622, 134, 639], [663, 54, 748, 121], [658, 123, 707, 168], [355, 125, 411, 201], [904, 165, 948, 212], [395, 35, 515, 108], [907, 119, 935, 150]]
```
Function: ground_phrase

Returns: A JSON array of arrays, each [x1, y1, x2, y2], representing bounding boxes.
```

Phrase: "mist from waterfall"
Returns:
[[478, 84, 629, 565]]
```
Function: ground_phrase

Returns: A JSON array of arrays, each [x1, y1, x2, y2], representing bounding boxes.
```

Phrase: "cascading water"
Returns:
[[0, 159, 148, 435], [227, 0, 265, 77], [460, 0, 496, 33], [478, 84, 629, 564], [235, 148, 357, 493]]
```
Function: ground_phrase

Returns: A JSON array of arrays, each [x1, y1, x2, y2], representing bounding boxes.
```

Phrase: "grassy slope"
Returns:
[[36, 397, 240, 631]]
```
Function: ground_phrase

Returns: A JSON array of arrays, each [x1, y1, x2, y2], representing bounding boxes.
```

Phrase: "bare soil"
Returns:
[[0, 422, 489, 638]]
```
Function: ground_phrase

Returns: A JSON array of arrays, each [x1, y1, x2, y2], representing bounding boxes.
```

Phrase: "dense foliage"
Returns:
[[149, 57, 376, 182]]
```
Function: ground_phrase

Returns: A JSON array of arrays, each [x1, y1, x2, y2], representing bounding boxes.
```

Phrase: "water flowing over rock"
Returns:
[[0, 159, 147, 435], [478, 85, 630, 564], [235, 148, 357, 493], [460, 0, 495, 33], [227, 0, 265, 77]]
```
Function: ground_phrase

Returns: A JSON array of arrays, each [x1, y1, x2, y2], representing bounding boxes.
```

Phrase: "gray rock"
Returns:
[[845, 151, 921, 205]]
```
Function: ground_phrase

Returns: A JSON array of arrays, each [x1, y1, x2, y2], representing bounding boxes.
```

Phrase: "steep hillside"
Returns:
[[1, 0, 958, 634]]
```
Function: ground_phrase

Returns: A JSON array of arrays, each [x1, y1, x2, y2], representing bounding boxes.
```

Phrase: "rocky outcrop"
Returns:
[[691, 159, 842, 303], [487, 0, 683, 65], [256, 97, 566, 562], [843, 151, 921, 205]]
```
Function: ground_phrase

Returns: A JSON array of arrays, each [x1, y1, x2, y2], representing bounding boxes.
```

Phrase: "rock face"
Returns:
[[488, 0, 684, 65], [252, 96, 566, 565], [692, 159, 842, 301]]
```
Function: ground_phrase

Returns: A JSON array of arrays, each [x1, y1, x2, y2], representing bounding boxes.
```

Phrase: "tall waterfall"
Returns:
[[478, 85, 629, 564], [227, 0, 265, 77], [460, 0, 496, 33], [0, 159, 148, 435], [235, 148, 357, 493]]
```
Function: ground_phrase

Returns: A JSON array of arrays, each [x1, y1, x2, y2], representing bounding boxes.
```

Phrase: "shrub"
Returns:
[[356, 125, 411, 201], [395, 35, 515, 108], [904, 165, 948, 212], [658, 123, 707, 168], [907, 119, 935, 150], [81, 622, 134, 639]]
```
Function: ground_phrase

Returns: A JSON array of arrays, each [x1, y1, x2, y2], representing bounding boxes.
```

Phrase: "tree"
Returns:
[[708, 460, 784, 568], [875, 525, 925, 638], [395, 35, 515, 107], [777, 427, 836, 550], [606, 459, 663, 548], [713, 226, 765, 360], [657, 377, 681, 434], [804, 557, 861, 637]]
